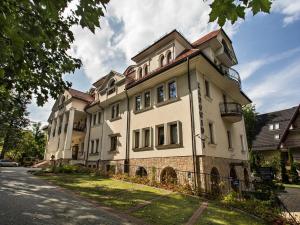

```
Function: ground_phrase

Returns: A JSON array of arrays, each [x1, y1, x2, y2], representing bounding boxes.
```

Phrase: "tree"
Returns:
[[242, 104, 257, 149], [209, 0, 272, 26], [0, 0, 109, 108]]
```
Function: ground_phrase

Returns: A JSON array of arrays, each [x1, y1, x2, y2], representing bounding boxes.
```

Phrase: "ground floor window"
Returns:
[[136, 167, 147, 177], [161, 166, 177, 184], [211, 167, 220, 195]]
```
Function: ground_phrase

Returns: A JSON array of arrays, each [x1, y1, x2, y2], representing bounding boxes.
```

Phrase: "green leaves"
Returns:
[[209, 0, 272, 26]]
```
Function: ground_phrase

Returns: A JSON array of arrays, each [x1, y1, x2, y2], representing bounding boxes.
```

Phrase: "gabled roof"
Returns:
[[131, 29, 192, 62], [192, 29, 221, 47], [67, 88, 94, 103], [252, 106, 299, 151]]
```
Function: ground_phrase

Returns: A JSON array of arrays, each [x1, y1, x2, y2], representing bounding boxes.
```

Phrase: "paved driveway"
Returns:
[[279, 187, 300, 223], [0, 167, 133, 225]]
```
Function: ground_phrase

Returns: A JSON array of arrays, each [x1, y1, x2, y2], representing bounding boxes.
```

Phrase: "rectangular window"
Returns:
[[168, 81, 177, 99], [90, 140, 94, 154], [157, 126, 164, 145], [93, 114, 97, 125], [144, 128, 150, 147], [134, 130, 140, 149], [269, 124, 274, 130], [205, 80, 210, 98], [111, 103, 120, 119], [144, 91, 151, 108], [110, 136, 117, 151], [208, 123, 215, 144], [135, 95, 141, 111], [97, 112, 101, 124], [95, 139, 99, 153], [275, 123, 280, 130], [116, 104, 119, 117], [170, 123, 178, 144], [240, 135, 245, 151], [157, 85, 164, 103], [81, 142, 84, 155], [274, 134, 280, 140], [227, 130, 232, 149], [111, 105, 115, 119]]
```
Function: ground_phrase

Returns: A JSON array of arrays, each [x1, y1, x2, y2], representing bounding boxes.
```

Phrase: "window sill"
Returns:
[[133, 106, 153, 114], [156, 143, 182, 150], [156, 97, 180, 107], [205, 95, 212, 102], [109, 116, 121, 122], [132, 146, 154, 152]]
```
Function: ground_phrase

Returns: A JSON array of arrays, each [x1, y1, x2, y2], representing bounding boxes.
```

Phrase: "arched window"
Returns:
[[229, 167, 239, 192], [144, 65, 148, 76], [138, 68, 143, 79], [108, 78, 115, 88], [60, 95, 65, 105], [166, 51, 172, 64], [160, 55, 165, 67], [161, 166, 177, 184], [211, 167, 221, 195], [136, 167, 147, 177]]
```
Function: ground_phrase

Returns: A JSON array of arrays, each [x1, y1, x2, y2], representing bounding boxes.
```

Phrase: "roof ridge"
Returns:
[[257, 105, 299, 116]]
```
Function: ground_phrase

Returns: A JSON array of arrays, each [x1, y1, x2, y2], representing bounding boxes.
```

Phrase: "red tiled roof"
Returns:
[[191, 29, 221, 47], [68, 88, 94, 103]]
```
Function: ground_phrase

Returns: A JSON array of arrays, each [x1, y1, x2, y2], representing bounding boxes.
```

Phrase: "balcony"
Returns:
[[220, 65, 241, 88], [220, 102, 242, 123]]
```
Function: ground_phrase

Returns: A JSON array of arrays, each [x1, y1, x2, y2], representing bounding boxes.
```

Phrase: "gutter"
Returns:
[[85, 112, 92, 166], [186, 56, 199, 193]]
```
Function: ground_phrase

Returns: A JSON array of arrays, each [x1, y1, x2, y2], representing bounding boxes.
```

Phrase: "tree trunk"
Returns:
[[0, 132, 10, 159]]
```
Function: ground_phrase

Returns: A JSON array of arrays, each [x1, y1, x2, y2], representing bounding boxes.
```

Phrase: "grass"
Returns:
[[38, 173, 266, 225], [196, 203, 266, 225], [283, 183, 300, 189]]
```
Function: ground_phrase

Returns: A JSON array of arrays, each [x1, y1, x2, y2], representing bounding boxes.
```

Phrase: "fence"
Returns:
[[105, 163, 253, 197]]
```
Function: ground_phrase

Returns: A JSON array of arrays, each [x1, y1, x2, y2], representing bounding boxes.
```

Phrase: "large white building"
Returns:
[[45, 29, 251, 191]]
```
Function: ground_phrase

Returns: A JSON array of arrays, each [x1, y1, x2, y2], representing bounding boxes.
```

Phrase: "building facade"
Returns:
[[45, 29, 251, 191]]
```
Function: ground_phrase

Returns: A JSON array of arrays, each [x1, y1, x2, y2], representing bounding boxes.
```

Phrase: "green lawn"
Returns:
[[283, 183, 300, 189], [38, 173, 266, 225]]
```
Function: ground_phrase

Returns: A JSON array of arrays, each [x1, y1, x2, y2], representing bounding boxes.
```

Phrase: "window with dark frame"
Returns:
[[110, 136, 117, 151], [95, 139, 99, 153], [138, 68, 142, 79], [116, 104, 119, 117], [144, 91, 151, 108], [144, 129, 150, 147], [167, 51, 172, 64], [93, 113, 97, 125], [135, 95, 141, 111], [111, 103, 120, 119], [134, 131, 140, 149], [97, 112, 101, 124], [157, 86, 164, 103], [144, 65, 148, 75], [157, 126, 164, 145], [168, 81, 177, 99], [170, 123, 178, 144], [111, 105, 115, 119], [209, 122, 215, 144], [160, 55, 164, 67], [227, 130, 232, 149], [205, 80, 210, 98]]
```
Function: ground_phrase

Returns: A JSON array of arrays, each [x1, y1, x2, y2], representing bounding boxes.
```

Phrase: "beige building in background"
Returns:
[[45, 29, 251, 191]]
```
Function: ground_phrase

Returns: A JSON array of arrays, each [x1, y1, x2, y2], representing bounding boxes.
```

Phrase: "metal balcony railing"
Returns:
[[220, 65, 241, 87], [220, 102, 242, 116]]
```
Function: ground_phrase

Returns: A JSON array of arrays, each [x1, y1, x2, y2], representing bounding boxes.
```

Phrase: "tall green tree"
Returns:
[[0, 0, 109, 108], [209, 0, 272, 26]]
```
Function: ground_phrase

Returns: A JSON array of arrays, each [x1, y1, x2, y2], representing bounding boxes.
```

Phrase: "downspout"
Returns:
[[85, 112, 92, 166], [125, 90, 131, 173], [98, 103, 104, 169], [187, 56, 199, 194]]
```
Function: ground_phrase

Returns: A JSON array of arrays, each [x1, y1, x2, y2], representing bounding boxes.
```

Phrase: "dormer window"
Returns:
[[107, 78, 116, 95], [144, 65, 148, 76], [160, 55, 165, 67], [138, 68, 143, 79], [166, 51, 172, 64]]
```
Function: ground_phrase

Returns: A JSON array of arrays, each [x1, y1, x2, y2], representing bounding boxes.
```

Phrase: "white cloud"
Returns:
[[272, 0, 300, 25], [246, 58, 300, 113], [236, 47, 300, 80], [27, 98, 55, 124]]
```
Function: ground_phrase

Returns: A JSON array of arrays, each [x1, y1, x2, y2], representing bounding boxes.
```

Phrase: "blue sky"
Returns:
[[28, 0, 300, 124]]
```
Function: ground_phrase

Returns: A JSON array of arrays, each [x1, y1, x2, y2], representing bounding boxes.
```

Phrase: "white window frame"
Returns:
[[208, 121, 216, 145], [142, 127, 152, 148]]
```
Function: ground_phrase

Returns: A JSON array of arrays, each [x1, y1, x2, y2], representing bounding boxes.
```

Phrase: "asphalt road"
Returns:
[[0, 167, 132, 225]]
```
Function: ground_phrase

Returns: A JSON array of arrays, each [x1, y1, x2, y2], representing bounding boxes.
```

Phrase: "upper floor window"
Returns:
[[97, 112, 101, 124], [107, 78, 116, 95], [135, 95, 142, 111], [93, 113, 97, 126], [157, 125, 165, 146], [274, 123, 280, 130], [138, 68, 143, 79], [134, 130, 140, 149], [111, 103, 120, 120], [166, 51, 172, 64], [144, 91, 151, 108], [160, 55, 165, 67], [168, 81, 177, 99], [169, 123, 178, 144], [227, 130, 232, 149], [143, 128, 151, 147], [208, 122, 215, 144], [157, 85, 164, 103], [144, 65, 148, 76], [110, 135, 118, 151], [274, 134, 280, 140], [95, 139, 99, 153]]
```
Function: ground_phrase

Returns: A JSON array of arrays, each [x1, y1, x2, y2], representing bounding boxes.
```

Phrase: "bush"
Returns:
[[290, 162, 299, 184]]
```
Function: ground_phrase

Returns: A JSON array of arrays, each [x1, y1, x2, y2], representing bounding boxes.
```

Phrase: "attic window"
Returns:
[[144, 65, 148, 76], [166, 51, 172, 64], [138, 68, 143, 79], [160, 55, 165, 67], [107, 78, 116, 95]]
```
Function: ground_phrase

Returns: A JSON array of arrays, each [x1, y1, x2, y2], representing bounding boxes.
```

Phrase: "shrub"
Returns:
[[290, 162, 299, 184]]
